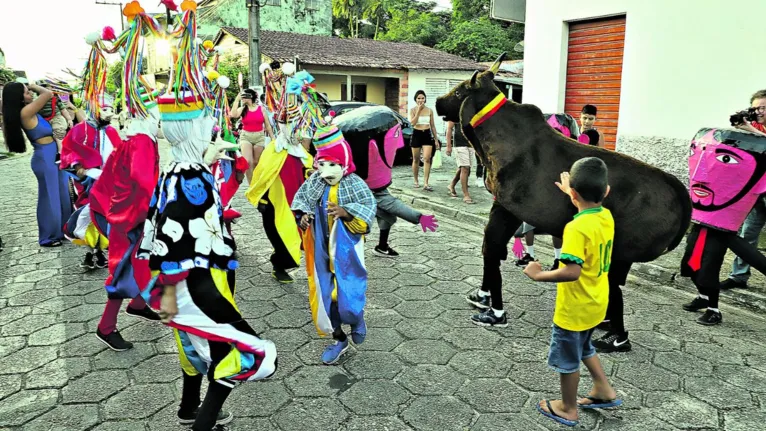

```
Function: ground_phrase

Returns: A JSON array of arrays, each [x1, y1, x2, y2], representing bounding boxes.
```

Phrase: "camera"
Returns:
[[730, 107, 759, 126]]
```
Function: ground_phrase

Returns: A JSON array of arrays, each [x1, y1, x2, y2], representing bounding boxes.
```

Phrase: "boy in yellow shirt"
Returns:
[[524, 157, 622, 427]]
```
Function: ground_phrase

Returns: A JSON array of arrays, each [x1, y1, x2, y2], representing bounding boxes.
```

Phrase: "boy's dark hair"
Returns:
[[751, 89, 766, 104], [570, 157, 609, 203], [581, 104, 598, 116]]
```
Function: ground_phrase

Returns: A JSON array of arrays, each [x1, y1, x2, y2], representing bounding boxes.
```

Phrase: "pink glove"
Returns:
[[419, 214, 438, 233]]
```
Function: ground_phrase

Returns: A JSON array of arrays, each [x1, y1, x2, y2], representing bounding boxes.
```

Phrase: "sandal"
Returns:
[[463, 198, 476, 204], [577, 396, 623, 409], [413, 184, 421, 189], [423, 186, 434, 192], [447, 187, 457, 198], [536, 400, 578, 427]]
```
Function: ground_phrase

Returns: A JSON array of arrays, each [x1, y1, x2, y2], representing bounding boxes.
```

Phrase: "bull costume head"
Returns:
[[332, 106, 403, 190], [689, 128, 766, 232]]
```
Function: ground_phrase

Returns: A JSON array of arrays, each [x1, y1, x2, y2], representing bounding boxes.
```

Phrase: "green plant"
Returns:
[[0, 67, 16, 85], [216, 54, 248, 102]]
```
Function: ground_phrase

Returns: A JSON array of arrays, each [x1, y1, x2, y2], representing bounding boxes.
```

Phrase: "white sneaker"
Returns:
[[475, 178, 485, 188]]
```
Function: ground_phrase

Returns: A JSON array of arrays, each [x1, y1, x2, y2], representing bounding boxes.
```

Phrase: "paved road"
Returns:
[[1, 150, 766, 430]]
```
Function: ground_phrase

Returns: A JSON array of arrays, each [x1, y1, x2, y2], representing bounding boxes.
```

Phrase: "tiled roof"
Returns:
[[216, 27, 485, 71]]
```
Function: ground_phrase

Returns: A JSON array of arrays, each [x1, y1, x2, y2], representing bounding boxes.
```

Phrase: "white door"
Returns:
[[425, 78, 450, 141]]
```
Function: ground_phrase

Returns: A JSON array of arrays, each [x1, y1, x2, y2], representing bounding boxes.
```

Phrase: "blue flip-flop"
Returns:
[[536, 400, 578, 427], [578, 396, 623, 409]]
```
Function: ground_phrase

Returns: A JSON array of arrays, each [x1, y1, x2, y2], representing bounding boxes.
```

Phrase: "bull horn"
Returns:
[[489, 52, 507, 74], [469, 70, 479, 87]]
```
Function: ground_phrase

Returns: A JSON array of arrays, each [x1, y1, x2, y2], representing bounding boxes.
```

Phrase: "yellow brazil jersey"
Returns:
[[554, 207, 615, 331]]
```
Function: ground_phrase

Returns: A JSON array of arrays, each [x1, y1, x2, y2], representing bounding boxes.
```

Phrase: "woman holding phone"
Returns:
[[230, 88, 275, 183], [1, 82, 72, 247]]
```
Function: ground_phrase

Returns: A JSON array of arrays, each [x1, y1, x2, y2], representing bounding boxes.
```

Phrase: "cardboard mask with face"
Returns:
[[313, 125, 356, 185], [333, 106, 403, 190], [317, 159, 344, 185], [689, 127, 766, 231]]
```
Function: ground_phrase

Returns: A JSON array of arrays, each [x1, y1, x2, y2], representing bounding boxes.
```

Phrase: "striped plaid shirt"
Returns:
[[292, 172, 377, 229]]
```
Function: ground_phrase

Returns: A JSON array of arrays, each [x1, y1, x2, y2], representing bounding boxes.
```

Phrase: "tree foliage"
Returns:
[[105, 60, 124, 96], [0, 67, 17, 85], [216, 54, 249, 102], [330, 0, 524, 62]]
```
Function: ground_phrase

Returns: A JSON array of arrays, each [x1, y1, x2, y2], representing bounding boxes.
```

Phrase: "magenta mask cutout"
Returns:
[[545, 113, 589, 144], [689, 127, 766, 231]]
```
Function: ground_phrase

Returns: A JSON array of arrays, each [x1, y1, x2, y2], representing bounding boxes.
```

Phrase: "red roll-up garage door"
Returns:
[[565, 16, 626, 150]]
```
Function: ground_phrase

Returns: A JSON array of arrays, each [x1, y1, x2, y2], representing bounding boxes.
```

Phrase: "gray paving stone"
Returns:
[[714, 335, 766, 357], [91, 421, 148, 431], [438, 310, 477, 328], [62, 370, 129, 403], [0, 335, 25, 359], [0, 374, 22, 401], [25, 357, 90, 389], [103, 383, 175, 419], [715, 364, 766, 393], [456, 379, 529, 413], [117, 321, 168, 341], [496, 337, 549, 362], [368, 268, 401, 282], [227, 381, 291, 417], [367, 292, 404, 309], [8, 288, 59, 307], [58, 303, 107, 322], [599, 410, 679, 430], [339, 416, 412, 431], [221, 418, 278, 431], [430, 280, 475, 294], [367, 308, 404, 328], [21, 404, 99, 431], [395, 318, 451, 340], [58, 333, 107, 357], [339, 380, 410, 415], [442, 326, 502, 350], [396, 365, 466, 396], [395, 263, 432, 274], [263, 307, 312, 328], [724, 409, 766, 431], [237, 299, 278, 319], [0, 346, 57, 374], [653, 350, 713, 377], [13, 269, 59, 284], [0, 389, 59, 427], [401, 396, 475, 431], [0, 283, 41, 300], [470, 413, 545, 431], [393, 285, 439, 301], [427, 266, 470, 282], [273, 398, 348, 431], [260, 328, 310, 351], [644, 392, 719, 429], [684, 341, 744, 365], [1, 313, 56, 336], [507, 361, 560, 392], [395, 339, 456, 365], [631, 330, 682, 352], [684, 376, 755, 409], [133, 354, 182, 383], [744, 354, 766, 373], [0, 306, 32, 326], [28, 322, 86, 346], [391, 273, 434, 286], [449, 351, 511, 378], [344, 351, 405, 379], [295, 339, 337, 366], [617, 362, 680, 392], [94, 343, 157, 370], [34, 295, 83, 313], [285, 365, 352, 397], [609, 378, 646, 410], [356, 327, 404, 352]]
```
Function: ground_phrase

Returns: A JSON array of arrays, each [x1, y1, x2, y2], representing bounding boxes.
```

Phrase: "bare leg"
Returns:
[[539, 372, 579, 422], [579, 354, 618, 404], [252, 145, 265, 169], [422, 146, 433, 188], [411, 147, 421, 187], [240, 141, 255, 185], [448, 169, 460, 195], [460, 167, 471, 201]]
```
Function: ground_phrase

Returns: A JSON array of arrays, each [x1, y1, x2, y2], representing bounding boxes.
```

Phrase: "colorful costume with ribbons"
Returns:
[[292, 125, 376, 342]]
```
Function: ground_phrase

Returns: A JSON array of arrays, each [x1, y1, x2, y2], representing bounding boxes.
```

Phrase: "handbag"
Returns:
[[431, 149, 443, 169]]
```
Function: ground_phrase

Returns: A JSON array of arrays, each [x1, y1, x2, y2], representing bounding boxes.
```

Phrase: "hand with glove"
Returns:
[[419, 214, 439, 233]]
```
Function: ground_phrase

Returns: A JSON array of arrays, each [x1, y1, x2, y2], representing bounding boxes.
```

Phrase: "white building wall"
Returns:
[[408, 70, 477, 141], [522, 0, 766, 180]]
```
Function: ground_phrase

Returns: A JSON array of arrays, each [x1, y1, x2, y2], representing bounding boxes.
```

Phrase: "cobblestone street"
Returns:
[[2, 150, 766, 431]]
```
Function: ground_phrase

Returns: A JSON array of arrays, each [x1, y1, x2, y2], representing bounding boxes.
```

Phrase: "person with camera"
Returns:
[[720, 89, 766, 290]]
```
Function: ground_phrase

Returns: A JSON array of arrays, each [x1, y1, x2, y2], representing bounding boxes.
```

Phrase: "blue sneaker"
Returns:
[[351, 319, 367, 345], [321, 339, 349, 365]]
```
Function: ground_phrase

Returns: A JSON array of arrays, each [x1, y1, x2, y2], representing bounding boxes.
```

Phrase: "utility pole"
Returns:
[[247, 0, 263, 88], [95, 1, 125, 32]]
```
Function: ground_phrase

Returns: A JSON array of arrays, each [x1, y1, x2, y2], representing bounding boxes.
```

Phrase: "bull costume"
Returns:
[[60, 32, 120, 269], [681, 128, 766, 325], [245, 64, 313, 284], [292, 125, 377, 365], [137, 4, 276, 430], [89, 7, 166, 351], [332, 106, 438, 256]]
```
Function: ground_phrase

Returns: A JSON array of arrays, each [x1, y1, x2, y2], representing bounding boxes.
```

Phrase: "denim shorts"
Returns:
[[547, 324, 596, 374]]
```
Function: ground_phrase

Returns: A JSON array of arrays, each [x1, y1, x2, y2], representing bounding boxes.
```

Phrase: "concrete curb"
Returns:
[[390, 185, 766, 315]]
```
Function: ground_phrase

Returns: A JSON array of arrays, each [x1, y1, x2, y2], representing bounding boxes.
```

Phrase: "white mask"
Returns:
[[126, 105, 161, 141], [317, 160, 343, 185], [99, 106, 115, 122]]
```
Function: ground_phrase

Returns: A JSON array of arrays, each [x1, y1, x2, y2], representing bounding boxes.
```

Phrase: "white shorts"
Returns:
[[454, 147, 474, 167]]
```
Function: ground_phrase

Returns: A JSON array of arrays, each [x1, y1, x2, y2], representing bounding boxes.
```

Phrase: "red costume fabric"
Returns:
[[60, 122, 122, 208]]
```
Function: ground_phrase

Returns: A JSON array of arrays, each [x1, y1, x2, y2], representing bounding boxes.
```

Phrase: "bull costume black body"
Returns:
[[436, 54, 692, 350]]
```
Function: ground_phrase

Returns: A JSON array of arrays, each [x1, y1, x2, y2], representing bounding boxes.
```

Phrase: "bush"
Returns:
[[0, 67, 17, 85]]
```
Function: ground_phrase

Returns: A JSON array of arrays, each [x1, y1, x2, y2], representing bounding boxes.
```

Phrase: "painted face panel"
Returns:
[[689, 128, 766, 231], [317, 160, 343, 185], [365, 123, 403, 190]]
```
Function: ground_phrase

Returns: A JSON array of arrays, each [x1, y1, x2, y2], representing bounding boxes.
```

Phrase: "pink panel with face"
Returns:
[[365, 123, 404, 190], [689, 128, 766, 231]]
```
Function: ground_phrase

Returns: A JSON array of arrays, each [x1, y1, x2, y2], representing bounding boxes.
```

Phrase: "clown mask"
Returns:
[[317, 159, 344, 185], [99, 106, 115, 122]]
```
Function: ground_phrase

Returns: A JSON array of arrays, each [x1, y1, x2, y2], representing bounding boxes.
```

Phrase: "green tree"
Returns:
[[379, 4, 448, 47], [0, 67, 16, 85], [436, 17, 520, 62], [216, 54, 249, 102], [105, 59, 124, 96], [333, 0, 367, 38], [451, 0, 490, 22]]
